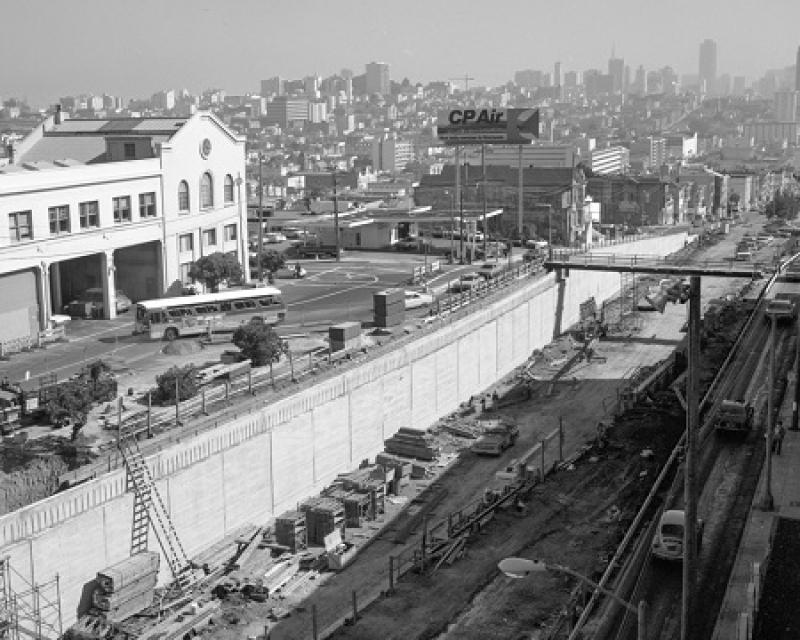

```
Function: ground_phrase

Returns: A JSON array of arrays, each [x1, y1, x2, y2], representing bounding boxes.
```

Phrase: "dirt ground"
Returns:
[[170, 224, 765, 640]]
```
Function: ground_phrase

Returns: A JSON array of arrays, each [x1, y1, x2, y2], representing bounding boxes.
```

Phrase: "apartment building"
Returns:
[[590, 146, 630, 175], [0, 110, 247, 348]]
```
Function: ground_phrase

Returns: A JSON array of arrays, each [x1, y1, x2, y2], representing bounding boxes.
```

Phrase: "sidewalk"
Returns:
[[712, 373, 800, 639]]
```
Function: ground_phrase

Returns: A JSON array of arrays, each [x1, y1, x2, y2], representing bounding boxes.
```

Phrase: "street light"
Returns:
[[498, 557, 647, 640]]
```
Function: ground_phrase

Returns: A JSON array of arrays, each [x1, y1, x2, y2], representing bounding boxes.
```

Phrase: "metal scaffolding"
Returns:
[[0, 557, 62, 640]]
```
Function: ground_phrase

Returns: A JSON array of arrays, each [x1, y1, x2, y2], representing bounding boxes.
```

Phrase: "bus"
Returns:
[[134, 287, 286, 341]]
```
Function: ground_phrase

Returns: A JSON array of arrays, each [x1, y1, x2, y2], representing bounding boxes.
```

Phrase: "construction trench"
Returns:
[[4, 230, 756, 640]]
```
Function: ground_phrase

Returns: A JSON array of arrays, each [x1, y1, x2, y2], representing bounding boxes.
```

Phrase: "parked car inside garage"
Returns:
[[65, 288, 132, 318]]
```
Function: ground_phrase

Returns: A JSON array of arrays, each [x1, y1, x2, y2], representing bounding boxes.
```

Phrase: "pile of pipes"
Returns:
[[93, 551, 160, 623], [384, 428, 439, 460]]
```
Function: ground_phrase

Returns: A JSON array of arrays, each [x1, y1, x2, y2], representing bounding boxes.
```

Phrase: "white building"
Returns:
[[590, 146, 630, 175], [0, 110, 248, 348]]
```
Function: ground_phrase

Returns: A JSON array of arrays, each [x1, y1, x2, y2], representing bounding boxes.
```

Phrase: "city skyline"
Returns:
[[2, 0, 800, 106]]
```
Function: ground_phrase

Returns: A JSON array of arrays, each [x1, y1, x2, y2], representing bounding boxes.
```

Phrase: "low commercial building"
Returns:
[[0, 110, 247, 350]]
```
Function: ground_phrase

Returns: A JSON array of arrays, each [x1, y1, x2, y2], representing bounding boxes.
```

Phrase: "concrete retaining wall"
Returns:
[[0, 233, 688, 627]]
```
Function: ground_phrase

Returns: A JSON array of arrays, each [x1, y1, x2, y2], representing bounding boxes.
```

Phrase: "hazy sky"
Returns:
[[2, 0, 799, 107]]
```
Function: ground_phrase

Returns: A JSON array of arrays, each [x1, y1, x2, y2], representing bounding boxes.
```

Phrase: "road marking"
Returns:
[[286, 283, 386, 307]]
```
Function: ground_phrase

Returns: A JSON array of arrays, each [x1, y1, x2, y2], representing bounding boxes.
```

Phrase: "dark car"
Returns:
[[65, 288, 132, 318]]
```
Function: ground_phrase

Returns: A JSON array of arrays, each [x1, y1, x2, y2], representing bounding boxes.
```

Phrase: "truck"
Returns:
[[472, 421, 520, 456], [714, 400, 753, 433]]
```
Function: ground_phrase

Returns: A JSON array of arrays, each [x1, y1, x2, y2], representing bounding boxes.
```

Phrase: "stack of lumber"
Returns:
[[301, 497, 345, 545], [275, 511, 307, 553], [384, 428, 439, 461], [94, 552, 160, 623], [376, 453, 413, 495]]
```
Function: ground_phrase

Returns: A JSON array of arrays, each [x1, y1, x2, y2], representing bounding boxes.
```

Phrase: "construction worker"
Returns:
[[773, 419, 786, 455]]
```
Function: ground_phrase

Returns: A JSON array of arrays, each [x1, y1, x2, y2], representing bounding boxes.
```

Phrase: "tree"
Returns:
[[45, 381, 93, 437], [154, 364, 199, 405], [232, 322, 285, 368], [188, 252, 243, 292], [254, 250, 286, 278]]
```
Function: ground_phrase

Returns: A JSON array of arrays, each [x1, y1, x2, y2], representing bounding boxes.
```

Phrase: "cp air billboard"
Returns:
[[436, 108, 540, 145]]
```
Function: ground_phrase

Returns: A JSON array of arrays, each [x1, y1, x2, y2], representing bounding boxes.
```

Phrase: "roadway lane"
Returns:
[[0, 252, 457, 388]]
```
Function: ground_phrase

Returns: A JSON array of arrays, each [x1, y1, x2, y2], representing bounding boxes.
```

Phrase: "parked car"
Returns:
[[404, 290, 434, 310], [264, 232, 287, 244], [64, 288, 132, 317], [476, 262, 504, 280], [450, 272, 483, 292], [274, 264, 308, 279], [651, 509, 703, 561]]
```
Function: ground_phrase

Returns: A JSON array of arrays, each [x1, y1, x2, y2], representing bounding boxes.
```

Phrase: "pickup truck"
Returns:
[[472, 422, 520, 456]]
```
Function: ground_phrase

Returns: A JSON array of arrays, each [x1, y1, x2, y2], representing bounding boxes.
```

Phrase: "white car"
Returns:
[[404, 290, 434, 309], [450, 272, 483, 292], [651, 509, 704, 561], [264, 232, 287, 244]]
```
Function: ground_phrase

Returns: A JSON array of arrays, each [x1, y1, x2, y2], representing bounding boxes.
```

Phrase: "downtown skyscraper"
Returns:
[[699, 39, 717, 95]]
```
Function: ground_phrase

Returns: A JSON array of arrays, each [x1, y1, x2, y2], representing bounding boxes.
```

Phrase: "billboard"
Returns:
[[436, 108, 539, 145]]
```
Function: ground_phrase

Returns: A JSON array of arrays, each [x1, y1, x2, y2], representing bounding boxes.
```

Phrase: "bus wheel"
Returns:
[[164, 328, 179, 341]]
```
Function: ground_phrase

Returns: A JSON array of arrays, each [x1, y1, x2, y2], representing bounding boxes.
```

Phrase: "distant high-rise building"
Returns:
[[260, 77, 284, 97], [564, 71, 578, 87], [633, 65, 646, 95], [608, 56, 625, 94], [718, 73, 731, 96], [733, 76, 747, 96], [514, 69, 543, 90], [554, 62, 562, 89], [796, 46, 800, 90], [266, 96, 309, 128], [699, 39, 717, 95], [775, 91, 799, 122], [304, 75, 320, 99], [152, 89, 175, 111], [365, 61, 390, 96]]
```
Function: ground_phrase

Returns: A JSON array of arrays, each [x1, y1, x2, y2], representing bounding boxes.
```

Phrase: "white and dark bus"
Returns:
[[134, 287, 286, 340]]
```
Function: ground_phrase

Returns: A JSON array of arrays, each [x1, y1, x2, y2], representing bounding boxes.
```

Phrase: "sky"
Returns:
[[2, 0, 800, 107]]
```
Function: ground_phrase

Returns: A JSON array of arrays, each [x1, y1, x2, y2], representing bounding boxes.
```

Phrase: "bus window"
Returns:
[[220, 301, 231, 311], [258, 297, 275, 307]]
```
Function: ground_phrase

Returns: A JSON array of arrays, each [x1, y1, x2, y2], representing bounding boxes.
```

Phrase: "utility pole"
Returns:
[[793, 309, 800, 431], [681, 275, 701, 640], [481, 144, 488, 258], [258, 152, 264, 282], [459, 162, 466, 264], [331, 167, 341, 263]]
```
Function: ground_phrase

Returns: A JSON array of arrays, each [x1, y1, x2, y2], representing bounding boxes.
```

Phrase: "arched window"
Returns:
[[178, 180, 190, 212], [200, 172, 214, 209], [224, 174, 234, 203]]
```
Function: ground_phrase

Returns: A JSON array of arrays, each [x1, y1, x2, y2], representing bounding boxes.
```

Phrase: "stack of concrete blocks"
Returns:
[[93, 552, 160, 623], [373, 289, 405, 328], [274, 510, 307, 554], [329, 321, 361, 353]]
